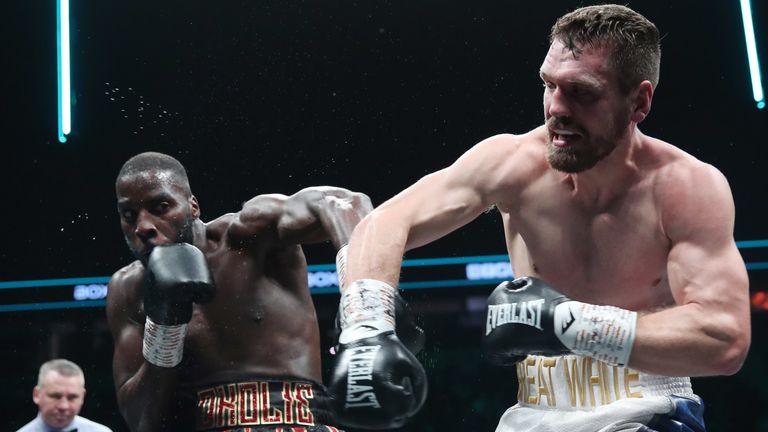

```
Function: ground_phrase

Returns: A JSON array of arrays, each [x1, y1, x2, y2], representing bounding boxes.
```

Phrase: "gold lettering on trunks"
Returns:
[[563, 356, 590, 407], [525, 357, 537, 404], [624, 369, 643, 399], [516, 356, 646, 409], [536, 357, 556, 406]]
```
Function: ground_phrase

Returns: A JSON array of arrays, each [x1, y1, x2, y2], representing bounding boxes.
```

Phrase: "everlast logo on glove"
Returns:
[[345, 346, 382, 409], [486, 299, 545, 335]]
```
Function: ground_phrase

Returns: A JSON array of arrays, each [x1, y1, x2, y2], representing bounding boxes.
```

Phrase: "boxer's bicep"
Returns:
[[275, 187, 372, 247], [662, 165, 750, 365], [106, 274, 146, 392], [663, 165, 746, 309], [659, 233, 750, 374], [345, 134, 522, 284], [229, 194, 287, 245], [666, 238, 748, 313], [628, 164, 750, 375], [402, 136, 519, 249], [112, 321, 145, 392], [399, 168, 491, 250]]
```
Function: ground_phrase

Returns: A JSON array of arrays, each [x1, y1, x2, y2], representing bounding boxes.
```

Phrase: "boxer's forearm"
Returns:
[[312, 190, 373, 250], [629, 304, 750, 377], [344, 210, 408, 289], [117, 364, 180, 432], [344, 168, 491, 289]]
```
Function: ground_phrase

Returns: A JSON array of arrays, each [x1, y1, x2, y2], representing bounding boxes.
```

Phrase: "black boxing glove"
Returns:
[[329, 332, 428, 429], [329, 279, 427, 430], [332, 291, 426, 356], [142, 243, 216, 368], [333, 245, 425, 355], [483, 277, 637, 367]]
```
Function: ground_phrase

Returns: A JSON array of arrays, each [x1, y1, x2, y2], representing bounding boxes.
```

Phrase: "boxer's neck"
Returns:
[[191, 219, 208, 249], [562, 127, 646, 210]]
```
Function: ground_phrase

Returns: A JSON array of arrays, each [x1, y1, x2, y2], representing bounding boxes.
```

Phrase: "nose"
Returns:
[[135, 210, 158, 241], [56, 397, 72, 411], [546, 87, 570, 119]]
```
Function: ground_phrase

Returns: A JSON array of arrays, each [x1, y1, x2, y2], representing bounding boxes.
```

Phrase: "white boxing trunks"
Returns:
[[494, 355, 706, 432]]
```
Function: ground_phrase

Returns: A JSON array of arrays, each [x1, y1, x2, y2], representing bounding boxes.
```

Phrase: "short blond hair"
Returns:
[[37, 358, 85, 387]]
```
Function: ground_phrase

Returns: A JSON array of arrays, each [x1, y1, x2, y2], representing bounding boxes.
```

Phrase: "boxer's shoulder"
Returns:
[[444, 133, 541, 190], [462, 131, 549, 208], [647, 143, 732, 214], [204, 212, 238, 238], [638, 135, 722, 180], [110, 260, 144, 289], [107, 261, 145, 322], [205, 208, 275, 247], [467, 132, 532, 157], [472, 130, 549, 172]]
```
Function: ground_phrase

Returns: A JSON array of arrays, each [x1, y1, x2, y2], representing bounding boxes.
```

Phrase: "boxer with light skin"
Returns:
[[336, 5, 750, 431], [107, 152, 373, 432]]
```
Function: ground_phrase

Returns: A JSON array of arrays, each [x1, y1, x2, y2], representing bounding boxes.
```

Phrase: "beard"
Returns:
[[128, 212, 196, 264], [545, 115, 629, 173]]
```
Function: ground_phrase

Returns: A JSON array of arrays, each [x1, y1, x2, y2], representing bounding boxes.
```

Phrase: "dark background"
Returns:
[[4, 0, 768, 430]]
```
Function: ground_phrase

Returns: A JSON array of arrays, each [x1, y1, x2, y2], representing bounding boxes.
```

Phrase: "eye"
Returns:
[[570, 85, 598, 102], [155, 201, 171, 213], [121, 209, 136, 223], [572, 85, 590, 96], [542, 81, 555, 90]]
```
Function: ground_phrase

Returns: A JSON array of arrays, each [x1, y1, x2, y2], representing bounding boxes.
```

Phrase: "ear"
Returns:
[[33, 386, 41, 405], [190, 195, 201, 219], [630, 80, 653, 124]]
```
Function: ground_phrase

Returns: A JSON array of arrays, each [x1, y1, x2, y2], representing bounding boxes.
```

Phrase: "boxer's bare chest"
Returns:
[[503, 174, 674, 310], [174, 224, 320, 378], [188, 228, 307, 333]]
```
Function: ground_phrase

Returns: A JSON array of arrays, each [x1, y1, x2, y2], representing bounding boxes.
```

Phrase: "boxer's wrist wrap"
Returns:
[[338, 279, 396, 344], [335, 245, 349, 288], [554, 301, 637, 367], [143, 316, 187, 368]]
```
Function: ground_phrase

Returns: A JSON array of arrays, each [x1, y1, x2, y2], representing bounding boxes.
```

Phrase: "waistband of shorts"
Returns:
[[195, 377, 338, 431], [215, 427, 343, 432], [516, 355, 694, 410]]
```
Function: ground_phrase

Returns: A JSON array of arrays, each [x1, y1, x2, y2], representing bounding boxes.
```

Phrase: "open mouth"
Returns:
[[551, 128, 582, 147]]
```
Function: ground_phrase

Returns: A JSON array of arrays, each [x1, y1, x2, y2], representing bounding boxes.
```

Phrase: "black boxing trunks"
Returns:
[[194, 378, 342, 432], [214, 427, 341, 432]]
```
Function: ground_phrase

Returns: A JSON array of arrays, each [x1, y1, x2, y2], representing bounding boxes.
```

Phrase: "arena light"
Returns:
[[740, 0, 765, 109], [752, 291, 768, 311], [736, 239, 768, 248], [0, 276, 108, 289], [56, 0, 71, 142]]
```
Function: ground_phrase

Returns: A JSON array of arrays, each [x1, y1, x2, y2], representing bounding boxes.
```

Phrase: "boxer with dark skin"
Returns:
[[106, 152, 372, 432]]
